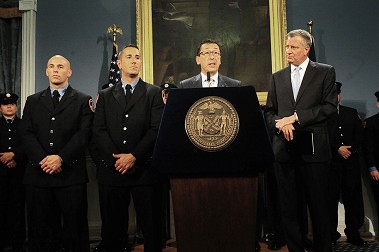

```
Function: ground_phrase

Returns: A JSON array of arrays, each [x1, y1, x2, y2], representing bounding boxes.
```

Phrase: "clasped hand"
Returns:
[[338, 146, 352, 159], [113, 153, 136, 175], [275, 115, 296, 141], [40, 155, 62, 174], [0, 152, 17, 168]]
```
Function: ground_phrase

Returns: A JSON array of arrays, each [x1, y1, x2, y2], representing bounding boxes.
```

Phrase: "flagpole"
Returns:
[[106, 24, 123, 86], [307, 20, 317, 62], [307, 20, 313, 35], [107, 24, 123, 44]]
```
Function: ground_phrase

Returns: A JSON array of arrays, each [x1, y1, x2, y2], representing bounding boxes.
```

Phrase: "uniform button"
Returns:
[[50, 143, 54, 146], [8, 129, 11, 132], [50, 130, 54, 133], [125, 114, 129, 118], [51, 117, 55, 121], [123, 140, 127, 144], [8, 137, 11, 140], [339, 126, 342, 129], [8, 147, 11, 150], [123, 127, 127, 130], [340, 134, 343, 136]]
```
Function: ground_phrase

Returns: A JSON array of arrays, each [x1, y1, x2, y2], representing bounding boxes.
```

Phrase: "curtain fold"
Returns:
[[0, 13, 22, 97]]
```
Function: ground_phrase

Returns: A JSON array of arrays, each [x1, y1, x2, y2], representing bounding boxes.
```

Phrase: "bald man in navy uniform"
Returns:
[[21, 55, 93, 252]]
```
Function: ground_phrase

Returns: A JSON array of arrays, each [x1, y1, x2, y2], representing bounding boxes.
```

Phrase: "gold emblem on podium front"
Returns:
[[185, 96, 239, 152]]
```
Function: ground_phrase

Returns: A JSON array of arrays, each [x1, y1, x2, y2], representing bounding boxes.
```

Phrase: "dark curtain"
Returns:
[[0, 1, 22, 101]]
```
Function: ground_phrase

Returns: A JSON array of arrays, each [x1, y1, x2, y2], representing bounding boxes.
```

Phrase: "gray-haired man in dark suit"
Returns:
[[265, 29, 337, 252]]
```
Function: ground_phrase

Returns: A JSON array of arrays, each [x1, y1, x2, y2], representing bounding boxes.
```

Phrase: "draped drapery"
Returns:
[[0, 2, 22, 103]]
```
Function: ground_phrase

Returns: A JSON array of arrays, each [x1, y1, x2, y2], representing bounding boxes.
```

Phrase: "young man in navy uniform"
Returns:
[[327, 82, 366, 246], [93, 44, 164, 252], [0, 93, 26, 252], [21, 55, 93, 252]]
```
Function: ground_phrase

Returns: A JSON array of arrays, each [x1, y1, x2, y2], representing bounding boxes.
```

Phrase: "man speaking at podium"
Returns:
[[265, 29, 337, 252], [178, 39, 241, 88]]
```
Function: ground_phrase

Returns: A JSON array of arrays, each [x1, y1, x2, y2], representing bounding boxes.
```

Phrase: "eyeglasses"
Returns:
[[199, 51, 221, 57]]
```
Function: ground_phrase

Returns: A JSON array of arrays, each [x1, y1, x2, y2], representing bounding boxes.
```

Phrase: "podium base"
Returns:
[[170, 176, 258, 252]]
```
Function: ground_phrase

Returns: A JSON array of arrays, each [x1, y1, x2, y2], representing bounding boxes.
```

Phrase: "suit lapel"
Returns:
[[112, 83, 127, 110], [125, 80, 146, 112], [40, 87, 55, 113], [193, 74, 202, 88], [295, 61, 316, 104], [282, 66, 295, 104], [54, 86, 75, 114], [218, 74, 225, 87]]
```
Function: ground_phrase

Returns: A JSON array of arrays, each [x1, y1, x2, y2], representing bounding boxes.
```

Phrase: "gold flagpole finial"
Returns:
[[107, 24, 123, 44], [307, 20, 313, 34]]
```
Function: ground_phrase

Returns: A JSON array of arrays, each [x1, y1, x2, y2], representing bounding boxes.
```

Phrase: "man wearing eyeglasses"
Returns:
[[178, 39, 241, 88]]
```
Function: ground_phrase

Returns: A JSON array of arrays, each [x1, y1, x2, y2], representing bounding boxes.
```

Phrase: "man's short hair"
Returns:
[[375, 90, 379, 101], [196, 39, 221, 56], [287, 29, 312, 47]]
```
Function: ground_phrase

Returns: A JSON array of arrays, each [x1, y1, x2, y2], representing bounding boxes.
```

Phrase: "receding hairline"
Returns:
[[119, 44, 140, 58], [47, 55, 71, 68], [287, 29, 312, 47]]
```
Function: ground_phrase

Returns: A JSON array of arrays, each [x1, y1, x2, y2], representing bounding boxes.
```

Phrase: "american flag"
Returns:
[[108, 43, 121, 84]]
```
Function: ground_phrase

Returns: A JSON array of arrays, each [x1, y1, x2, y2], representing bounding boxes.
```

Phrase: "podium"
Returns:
[[152, 86, 273, 252]]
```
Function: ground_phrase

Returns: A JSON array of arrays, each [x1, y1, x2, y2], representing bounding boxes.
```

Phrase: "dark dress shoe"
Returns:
[[331, 232, 341, 245], [346, 236, 367, 247]]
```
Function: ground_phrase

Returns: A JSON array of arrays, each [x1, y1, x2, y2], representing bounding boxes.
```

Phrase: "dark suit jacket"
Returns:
[[328, 105, 363, 168], [0, 116, 26, 179], [265, 60, 337, 163], [21, 86, 93, 187], [364, 113, 379, 168], [93, 80, 164, 186], [178, 73, 241, 88]]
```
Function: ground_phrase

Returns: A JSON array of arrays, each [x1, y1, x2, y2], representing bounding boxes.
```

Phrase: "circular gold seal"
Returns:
[[185, 96, 239, 152]]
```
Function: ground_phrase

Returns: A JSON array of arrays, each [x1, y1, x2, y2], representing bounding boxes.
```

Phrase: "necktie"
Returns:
[[52, 90, 60, 108], [209, 78, 216, 88], [292, 66, 301, 100], [125, 85, 132, 104], [7, 119, 12, 124]]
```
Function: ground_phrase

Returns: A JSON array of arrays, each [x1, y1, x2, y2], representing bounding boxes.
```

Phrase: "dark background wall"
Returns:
[[286, 0, 379, 119], [35, 0, 379, 119], [36, 0, 136, 101]]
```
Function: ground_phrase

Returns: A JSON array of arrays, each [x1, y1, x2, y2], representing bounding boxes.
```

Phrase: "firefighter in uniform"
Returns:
[[0, 93, 26, 252]]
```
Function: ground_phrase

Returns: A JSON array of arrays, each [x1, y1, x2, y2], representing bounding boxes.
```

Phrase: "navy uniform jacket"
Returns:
[[0, 116, 25, 179], [21, 86, 93, 187], [265, 61, 337, 162], [178, 73, 241, 88], [328, 105, 363, 168], [93, 80, 164, 186], [364, 113, 379, 169]]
